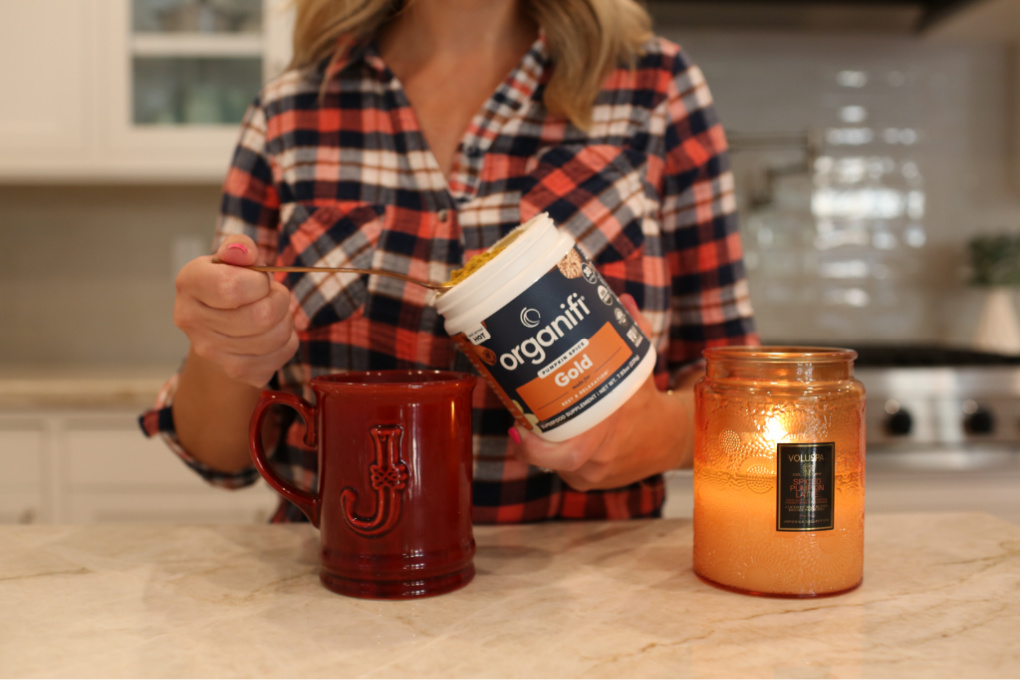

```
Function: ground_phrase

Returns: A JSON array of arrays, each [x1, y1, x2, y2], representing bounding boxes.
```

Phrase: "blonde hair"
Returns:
[[288, 0, 653, 129]]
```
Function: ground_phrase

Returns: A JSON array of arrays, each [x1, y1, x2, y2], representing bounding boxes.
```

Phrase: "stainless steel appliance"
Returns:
[[854, 344, 1020, 524]]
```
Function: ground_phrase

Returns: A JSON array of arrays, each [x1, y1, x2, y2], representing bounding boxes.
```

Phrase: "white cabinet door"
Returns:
[[93, 0, 295, 181], [662, 470, 693, 519], [65, 415, 215, 488], [0, 419, 48, 523], [0, 0, 95, 179], [0, 0, 294, 182], [92, 0, 257, 181], [62, 413, 279, 523]]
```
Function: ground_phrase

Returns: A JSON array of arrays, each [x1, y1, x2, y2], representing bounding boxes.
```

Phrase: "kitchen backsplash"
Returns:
[[1, 28, 1019, 367], [0, 184, 220, 367], [667, 29, 1020, 345]]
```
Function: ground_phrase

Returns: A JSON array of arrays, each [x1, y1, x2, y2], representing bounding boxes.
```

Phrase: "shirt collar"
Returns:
[[504, 31, 550, 110]]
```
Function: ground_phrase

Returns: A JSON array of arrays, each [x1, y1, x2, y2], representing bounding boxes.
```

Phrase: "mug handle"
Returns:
[[249, 390, 321, 527]]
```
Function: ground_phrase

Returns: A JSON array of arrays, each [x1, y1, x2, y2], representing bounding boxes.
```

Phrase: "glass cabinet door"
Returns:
[[130, 0, 265, 126]]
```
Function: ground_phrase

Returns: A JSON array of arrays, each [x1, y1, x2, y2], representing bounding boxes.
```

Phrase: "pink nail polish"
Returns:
[[508, 427, 522, 445], [226, 243, 249, 254]]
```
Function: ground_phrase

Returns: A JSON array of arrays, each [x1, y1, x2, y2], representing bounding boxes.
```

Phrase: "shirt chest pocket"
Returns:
[[277, 202, 386, 328]]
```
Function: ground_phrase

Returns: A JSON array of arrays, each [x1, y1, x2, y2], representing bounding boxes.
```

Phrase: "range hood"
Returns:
[[646, 0, 985, 34]]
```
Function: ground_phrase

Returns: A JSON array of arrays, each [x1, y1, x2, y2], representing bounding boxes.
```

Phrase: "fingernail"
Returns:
[[226, 243, 249, 254], [508, 427, 522, 446]]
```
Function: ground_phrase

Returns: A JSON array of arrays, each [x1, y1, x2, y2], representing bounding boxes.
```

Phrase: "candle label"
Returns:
[[776, 442, 835, 532]]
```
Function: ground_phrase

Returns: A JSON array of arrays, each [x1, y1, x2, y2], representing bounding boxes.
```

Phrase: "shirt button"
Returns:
[[437, 209, 449, 222]]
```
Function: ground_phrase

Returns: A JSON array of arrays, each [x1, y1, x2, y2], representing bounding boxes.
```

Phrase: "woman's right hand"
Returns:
[[174, 235, 299, 388]]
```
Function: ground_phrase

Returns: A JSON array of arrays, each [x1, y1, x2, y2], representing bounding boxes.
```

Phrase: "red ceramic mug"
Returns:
[[249, 370, 477, 599]]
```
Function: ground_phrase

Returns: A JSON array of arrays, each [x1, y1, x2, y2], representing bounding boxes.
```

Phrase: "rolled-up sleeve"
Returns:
[[138, 373, 262, 489]]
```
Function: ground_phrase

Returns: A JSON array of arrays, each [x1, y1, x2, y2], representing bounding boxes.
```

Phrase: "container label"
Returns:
[[465, 325, 491, 344], [453, 246, 651, 433], [776, 442, 835, 532]]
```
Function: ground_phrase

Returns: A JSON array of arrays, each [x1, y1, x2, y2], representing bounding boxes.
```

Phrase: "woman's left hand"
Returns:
[[507, 295, 696, 491]]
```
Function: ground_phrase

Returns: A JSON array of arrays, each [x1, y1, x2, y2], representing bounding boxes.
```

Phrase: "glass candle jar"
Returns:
[[693, 346, 866, 597]]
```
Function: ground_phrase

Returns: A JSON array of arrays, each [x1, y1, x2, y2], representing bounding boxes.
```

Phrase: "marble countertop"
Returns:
[[0, 364, 173, 409], [2, 513, 1018, 678]]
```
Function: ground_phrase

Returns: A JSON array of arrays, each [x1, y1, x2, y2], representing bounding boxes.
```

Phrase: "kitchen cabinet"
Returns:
[[0, 408, 278, 524], [925, 0, 1020, 40], [925, 0, 1020, 191], [0, 420, 48, 524], [0, 0, 95, 177], [0, 0, 293, 183]]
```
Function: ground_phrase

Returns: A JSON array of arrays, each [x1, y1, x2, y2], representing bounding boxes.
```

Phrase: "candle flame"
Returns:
[[764, 413, 788, 443]]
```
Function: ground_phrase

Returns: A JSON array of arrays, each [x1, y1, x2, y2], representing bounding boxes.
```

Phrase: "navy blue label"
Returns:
[[463, 247, 651, 431]]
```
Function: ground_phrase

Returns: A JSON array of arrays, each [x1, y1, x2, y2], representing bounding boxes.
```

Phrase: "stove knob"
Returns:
[[883, 401, 913, 436], [963, 401, 995, 435]]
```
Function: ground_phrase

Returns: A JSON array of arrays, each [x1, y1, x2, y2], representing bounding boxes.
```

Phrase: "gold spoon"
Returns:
[[211, 258, 454, 291]]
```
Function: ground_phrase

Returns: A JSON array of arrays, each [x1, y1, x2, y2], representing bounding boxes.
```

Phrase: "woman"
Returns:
[[141, 0, 758, 523]]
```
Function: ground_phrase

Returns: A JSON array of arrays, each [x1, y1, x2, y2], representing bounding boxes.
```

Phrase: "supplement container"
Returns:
[[435, 213, 656, 442]]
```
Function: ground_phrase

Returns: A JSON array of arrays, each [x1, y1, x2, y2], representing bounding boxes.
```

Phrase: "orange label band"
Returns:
[[516, 322, 630, 421]]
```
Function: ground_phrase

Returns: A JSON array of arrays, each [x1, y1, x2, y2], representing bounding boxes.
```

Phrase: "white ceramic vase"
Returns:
[[972, 287, 1020, 355]]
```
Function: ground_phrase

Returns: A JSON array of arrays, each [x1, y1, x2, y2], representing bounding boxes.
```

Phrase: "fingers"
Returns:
[[176, 296, 298, 388], [511, 422, 630, 491], [510, 425, 608, 491], [175, 281, 296, 355], [184, 304, 297, 359], [177, 240, 271, 311], [215, 234, 260, 266], [178, 282, 293, 340], [508, 364, 664, 492], [173, 234, 298, 388], [509, 424, 601, 474]]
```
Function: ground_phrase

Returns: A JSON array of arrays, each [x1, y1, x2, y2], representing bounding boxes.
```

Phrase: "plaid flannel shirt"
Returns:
[[140, 33, 758, 523]]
